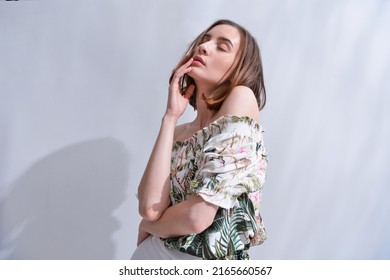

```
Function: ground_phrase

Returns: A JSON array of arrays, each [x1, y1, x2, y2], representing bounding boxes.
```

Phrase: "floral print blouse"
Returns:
[[163, 115, 268, 260]]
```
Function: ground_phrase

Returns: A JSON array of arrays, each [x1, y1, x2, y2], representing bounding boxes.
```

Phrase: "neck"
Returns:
[[192, 88, 217, 130]]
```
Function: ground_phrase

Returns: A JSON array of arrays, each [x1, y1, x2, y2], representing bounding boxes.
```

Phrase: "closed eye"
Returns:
[[199, 34, 211, 45]]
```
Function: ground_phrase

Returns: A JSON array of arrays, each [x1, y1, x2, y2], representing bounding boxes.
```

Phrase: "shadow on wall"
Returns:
[[0, 138, 130, 259]]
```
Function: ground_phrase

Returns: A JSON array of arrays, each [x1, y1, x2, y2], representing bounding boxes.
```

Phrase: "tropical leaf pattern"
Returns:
[[164, 115, 268, 260]]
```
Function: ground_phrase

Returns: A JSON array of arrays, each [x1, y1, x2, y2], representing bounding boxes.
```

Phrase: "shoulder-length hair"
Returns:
[[169, 19, 266, 111]]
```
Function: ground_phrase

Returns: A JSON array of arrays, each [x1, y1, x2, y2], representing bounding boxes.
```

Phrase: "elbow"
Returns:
[[138, 196, 169, 221], [138, 205, 163, 222], [139, 206, 162, 222]]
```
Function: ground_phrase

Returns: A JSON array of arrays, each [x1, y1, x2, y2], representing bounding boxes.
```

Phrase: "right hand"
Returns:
[[165, 58, 195, 119], [137, 221, 151, 246]]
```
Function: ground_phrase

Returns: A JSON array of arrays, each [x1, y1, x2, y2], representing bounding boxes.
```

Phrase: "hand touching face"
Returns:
[[189, 24, 241, 90]]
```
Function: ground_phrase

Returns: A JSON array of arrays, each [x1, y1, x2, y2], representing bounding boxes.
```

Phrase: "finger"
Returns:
[[171, 58, 193, 83], [175, 61, 193, 80], [183, 84, 195, 100], [180, 57, 194, 69]]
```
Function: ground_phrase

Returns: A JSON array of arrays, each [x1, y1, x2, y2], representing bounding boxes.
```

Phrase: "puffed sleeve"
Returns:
[[189, 117, 267, 209]]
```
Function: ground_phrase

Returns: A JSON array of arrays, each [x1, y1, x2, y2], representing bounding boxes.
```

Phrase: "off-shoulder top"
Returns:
[[163, 115, 268, 260]]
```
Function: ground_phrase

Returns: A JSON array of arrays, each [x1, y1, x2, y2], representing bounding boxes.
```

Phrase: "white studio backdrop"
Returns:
[[0, 0, 389, 259]]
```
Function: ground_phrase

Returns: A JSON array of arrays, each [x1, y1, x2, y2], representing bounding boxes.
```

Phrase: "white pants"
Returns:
[[131, 235, 201, 260]]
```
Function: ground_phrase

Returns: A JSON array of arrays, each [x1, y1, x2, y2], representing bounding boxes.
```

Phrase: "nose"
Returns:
[[198, 42, 209, 55]]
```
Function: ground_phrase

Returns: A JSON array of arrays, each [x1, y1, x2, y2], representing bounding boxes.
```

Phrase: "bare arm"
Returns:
[[138, 86, 260, 240], [139, 195, 219, 240], [217, 85, 260, 122], [137, 58, 195, 221], [137, 115, 177, 221]]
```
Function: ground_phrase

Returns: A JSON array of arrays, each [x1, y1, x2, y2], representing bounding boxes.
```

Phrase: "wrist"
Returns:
[[141, 218, 156, 236], [140, 219, 148, 232], [162, 114, 178, 125]]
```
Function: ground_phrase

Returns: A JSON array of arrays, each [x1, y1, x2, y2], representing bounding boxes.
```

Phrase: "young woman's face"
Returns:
[[189, 24, 241, 89]]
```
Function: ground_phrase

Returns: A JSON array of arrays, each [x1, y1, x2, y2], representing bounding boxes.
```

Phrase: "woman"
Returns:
[[131, 19, 268, 260]]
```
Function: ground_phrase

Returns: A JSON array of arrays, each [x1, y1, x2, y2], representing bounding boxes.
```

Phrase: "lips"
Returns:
[[193, 56, 205, 66]]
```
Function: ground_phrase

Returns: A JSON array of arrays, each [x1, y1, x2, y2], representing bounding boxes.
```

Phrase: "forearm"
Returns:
[[137, 114, 177, 221], [140, 195, 218, 238], [138, 58, 194, 221]]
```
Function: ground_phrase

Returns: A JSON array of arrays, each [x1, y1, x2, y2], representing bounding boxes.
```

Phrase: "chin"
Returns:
[[187, 72, 202, 83], [187, 70, 197, 79], [188, 72, 216, 86]]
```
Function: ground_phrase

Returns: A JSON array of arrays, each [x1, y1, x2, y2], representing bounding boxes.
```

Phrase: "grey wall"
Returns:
[[1, 0, 389, 259]]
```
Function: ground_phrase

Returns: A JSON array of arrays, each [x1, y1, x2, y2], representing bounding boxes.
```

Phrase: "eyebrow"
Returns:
[[203, 33, 234, 48]]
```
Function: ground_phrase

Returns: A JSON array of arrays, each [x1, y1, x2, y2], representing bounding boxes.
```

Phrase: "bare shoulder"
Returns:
[[217, 86, 260, 122]]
